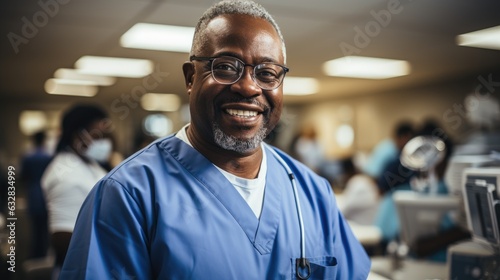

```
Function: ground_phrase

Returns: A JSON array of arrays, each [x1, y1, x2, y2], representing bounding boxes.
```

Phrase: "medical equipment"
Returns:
[[446, 167, 500, 279], [267, 145, 311, 279], [400, 135, 446, 194]]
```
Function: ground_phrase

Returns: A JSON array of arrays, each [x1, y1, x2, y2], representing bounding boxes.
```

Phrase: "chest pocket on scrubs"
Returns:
[[291, 256, 337, 280]]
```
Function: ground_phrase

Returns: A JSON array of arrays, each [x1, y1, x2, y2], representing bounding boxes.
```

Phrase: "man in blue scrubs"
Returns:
[[61, 1, 370, 279]]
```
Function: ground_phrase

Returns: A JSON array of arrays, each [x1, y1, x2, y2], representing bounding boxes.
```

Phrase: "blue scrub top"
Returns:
[[61, 136, 370, 279]]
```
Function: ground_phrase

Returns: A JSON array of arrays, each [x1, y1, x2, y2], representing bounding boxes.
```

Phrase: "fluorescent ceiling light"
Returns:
[[54, 68, 116, 86], [141, 93, 181, 112], [283, 77, 319, 95], [323, 56, 411, 79], [75, 56, 154, 78], [456, 25, 500, 51], [44, 78, 98, 97], [121, 23, 195, 53]]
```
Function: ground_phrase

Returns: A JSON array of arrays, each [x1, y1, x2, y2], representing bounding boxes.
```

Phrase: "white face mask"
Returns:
[[84, 138, 112, 163]]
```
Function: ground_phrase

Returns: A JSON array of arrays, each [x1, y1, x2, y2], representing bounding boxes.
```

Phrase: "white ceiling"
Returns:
[[1, 0, 500, 106]]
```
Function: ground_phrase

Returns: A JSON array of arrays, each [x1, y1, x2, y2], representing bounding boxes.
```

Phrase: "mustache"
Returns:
[[219, 97, 270, 111]]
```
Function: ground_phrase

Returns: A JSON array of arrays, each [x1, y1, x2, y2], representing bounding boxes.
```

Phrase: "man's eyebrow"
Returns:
[[259, 56, 280, 63]]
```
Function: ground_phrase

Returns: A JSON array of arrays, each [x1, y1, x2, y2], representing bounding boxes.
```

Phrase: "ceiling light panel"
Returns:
[[456, 25, 500, 51], [283, 77, 319, 95], [44, 79, 98, 97], [54, 68, 116, 86], [323, 56, 411, 79], [75, 56, 154, 78], [121, 23, 195, 53]]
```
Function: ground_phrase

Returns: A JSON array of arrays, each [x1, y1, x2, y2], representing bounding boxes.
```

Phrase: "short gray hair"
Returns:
[[190, 0, 286, 62]]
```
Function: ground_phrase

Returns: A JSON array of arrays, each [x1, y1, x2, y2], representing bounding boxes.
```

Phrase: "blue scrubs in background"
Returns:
[[60, 136, 370, 279]]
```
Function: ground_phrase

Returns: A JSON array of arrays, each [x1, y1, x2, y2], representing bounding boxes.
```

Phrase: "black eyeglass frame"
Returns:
[[189, 55, 290, 90]]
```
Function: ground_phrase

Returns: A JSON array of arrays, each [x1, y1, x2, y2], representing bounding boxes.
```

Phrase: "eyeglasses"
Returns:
[[190, 55, 289, 90]]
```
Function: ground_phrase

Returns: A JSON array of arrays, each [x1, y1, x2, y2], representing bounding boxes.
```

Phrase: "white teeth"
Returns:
[[226, 109, 258, 118]]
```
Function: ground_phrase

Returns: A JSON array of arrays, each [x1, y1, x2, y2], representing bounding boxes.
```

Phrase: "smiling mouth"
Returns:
[[225, 109, 258, 118]]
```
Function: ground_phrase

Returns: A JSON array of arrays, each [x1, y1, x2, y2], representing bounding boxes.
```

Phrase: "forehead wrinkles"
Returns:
[[200, 15, 284, 62]]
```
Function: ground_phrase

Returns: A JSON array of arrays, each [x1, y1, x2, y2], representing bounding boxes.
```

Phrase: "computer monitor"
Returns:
[[445, 155, 494, 197], [462, 167, 500, 248], [394, 191, 460, 249], [444, 155, 495, 229]]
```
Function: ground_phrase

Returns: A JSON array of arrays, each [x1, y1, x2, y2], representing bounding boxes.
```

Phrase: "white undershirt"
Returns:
[[175, 124, 267, 218]]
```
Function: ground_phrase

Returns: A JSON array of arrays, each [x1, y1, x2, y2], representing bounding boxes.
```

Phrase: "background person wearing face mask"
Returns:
[[41, 103, 113, 277]]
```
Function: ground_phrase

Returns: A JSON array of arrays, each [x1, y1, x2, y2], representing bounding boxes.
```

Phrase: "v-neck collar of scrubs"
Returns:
[[175, 124, 268, 218], [162, 136, 286, 255]]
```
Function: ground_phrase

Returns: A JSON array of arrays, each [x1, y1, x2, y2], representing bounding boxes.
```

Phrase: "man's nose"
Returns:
[[230, 66, 261, 97]]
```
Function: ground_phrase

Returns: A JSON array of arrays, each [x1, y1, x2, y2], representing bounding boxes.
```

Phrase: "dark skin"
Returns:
[[182, 14, 285, 179]]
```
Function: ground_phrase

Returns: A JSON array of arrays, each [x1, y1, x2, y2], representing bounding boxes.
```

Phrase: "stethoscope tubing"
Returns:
[[265, 144, 310, 279]]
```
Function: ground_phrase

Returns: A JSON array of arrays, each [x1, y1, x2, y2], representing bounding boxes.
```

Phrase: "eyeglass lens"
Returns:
[[211, 57, 286, 90]]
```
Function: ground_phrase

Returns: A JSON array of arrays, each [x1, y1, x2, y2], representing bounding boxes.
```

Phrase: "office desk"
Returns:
[[368, 271, 391, 280], [370, 256, 447, 280], [348, 221, 382, 246]]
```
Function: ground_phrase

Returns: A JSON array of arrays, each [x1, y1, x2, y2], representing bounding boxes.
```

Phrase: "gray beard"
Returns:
[[212, 122, 267, 153]]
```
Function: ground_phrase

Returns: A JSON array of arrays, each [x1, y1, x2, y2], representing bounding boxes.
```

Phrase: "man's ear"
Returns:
[[182, 62, 195, 95]]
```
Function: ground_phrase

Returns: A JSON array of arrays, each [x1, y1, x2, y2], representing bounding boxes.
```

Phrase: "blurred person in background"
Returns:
[[363, 120, 415, 183], [337, 157, 380, 226], [291, 125, 325, 173], [374, 121, 416, 195], [20, 130, 52, 259], [375, 119, 469, 261], [372, 120, 420, 248], [41, 103, 113, 278]]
